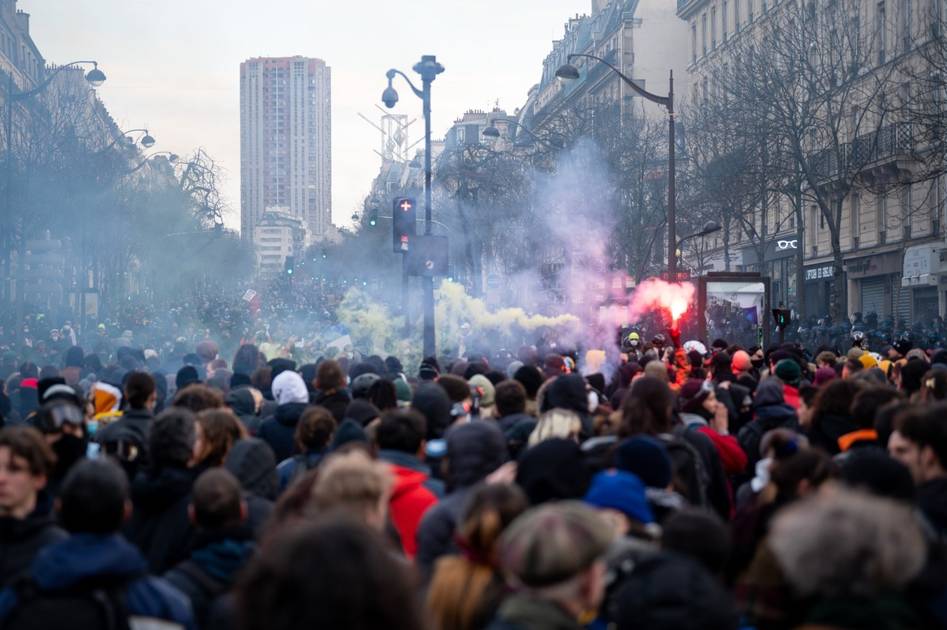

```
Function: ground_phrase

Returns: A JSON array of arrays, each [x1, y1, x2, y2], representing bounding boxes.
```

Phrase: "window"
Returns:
[[748, 0, 754, 22], [877, 191, 887, 238], [735, 0, 741, 28], [692, 22, 698, 62], [456, 127, 465, 143], [877, 1, 887, 64], [851, 193, 861, 240], [723, 1, 729, 40], [702, 13, 708, 55], [900, 0, 913, 50], [711, 6, 718, 48]]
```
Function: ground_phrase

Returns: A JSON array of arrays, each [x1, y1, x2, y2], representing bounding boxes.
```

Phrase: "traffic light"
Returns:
[[772, 308, 791, 330], [284, 256, 295, 275], [369, 208, 378, 227], [392, 197, 417, 253]]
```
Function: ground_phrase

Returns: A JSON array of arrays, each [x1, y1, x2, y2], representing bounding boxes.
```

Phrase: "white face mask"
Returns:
[[750, 457, 773, 493], [587, 391, 599, 413]]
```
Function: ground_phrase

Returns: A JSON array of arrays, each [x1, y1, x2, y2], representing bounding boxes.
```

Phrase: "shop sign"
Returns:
[[805, 265, 835, 281]]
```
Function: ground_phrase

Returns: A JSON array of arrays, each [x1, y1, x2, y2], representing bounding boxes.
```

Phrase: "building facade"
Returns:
[[677, 0, 947, 322], [240, 56, 332, 249], [253, 209, 309, 277]]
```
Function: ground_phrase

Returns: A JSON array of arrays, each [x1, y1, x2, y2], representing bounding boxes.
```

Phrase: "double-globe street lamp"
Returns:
[[4, 60, 105, 322], [555, 55, 678, 280], [382, 55, 444, 358]]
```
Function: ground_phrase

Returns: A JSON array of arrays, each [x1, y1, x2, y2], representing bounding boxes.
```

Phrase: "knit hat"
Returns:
[[343, 399, 381, 426], [847, 347, 865, 361], [498, 501, 613, 587], [731, 350, 752, 373], [351, 373, 380, 399], [813, 366, 837, 387], [393, 378, 412, 404], [331, 419, 369, 450], [175, 365, 200, 390], [91, 381, 122, 416], [64, 346, 85, 369], [468, 374, 496, 408], [272, 371, 309, 406], [516, 438, 592, 505], [614, 436, 673, 489], [774, 359, 802, 386], [678, 378, 712, 414], [584, 470, 654, 525], [859, 353, 879, 369], [224, 438, 278, 501]]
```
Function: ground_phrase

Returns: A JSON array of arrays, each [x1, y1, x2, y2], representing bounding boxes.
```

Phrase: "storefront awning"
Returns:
[[902, 243, 947, 287]]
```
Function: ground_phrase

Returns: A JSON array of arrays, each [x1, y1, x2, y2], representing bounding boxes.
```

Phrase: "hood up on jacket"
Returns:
[[444, 420, 507, 491], [225, 438, 278, 501]]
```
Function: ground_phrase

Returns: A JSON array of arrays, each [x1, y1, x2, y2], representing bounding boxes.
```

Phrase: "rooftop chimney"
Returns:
[[15, 9, 29, 35]]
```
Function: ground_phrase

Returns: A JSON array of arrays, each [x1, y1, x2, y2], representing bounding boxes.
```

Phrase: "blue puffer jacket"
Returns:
[[0, 533, 194, 629]]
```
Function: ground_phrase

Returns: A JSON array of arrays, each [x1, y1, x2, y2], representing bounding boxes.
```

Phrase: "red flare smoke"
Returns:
[[628, 278, 696, 325]]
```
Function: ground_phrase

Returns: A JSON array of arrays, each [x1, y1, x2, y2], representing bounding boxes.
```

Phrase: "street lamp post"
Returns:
[[382, 55, 445, 358], [4, 60, 105, 329], [676, 220, 722, 275], [555, 55, 676, 280], [482, 119, 565, 149]]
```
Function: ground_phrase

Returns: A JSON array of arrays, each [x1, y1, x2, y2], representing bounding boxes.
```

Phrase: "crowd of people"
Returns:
[[0, 323, 946, 630]]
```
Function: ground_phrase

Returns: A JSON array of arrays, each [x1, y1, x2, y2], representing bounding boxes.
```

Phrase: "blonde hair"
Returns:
[[528, 409, 582, 447], [309, 450, 392, 526]]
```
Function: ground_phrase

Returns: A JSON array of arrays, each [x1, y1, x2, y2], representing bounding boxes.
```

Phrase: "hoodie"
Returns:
[[416, 421, 507, 580], [125, 467, 197, 574], [542, 374, 593, 437], [225, 388, 262, 435], [379, 450, 441, 558], [738, 379, 799, 467], [258, 402, 309, 462], [0, 533, 193, 629], [224, 439, 277, 535]]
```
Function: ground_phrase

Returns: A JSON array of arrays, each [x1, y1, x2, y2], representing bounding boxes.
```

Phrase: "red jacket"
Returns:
[[782, 384, 800, 410], [695, 426, 748, 475], [388, 465, 438, 558]]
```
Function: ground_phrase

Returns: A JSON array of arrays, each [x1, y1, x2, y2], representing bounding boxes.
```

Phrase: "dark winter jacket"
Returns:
[[0, 533, 194, 629], [276, 449, 327, 493], [738, 380, 799, 467], [918, 477, 947, 538], [164, 527, 255, 628], [0, 495, 67, 586], [312, 389, 351, 423], [125, 466, 197, 574], [224, 439, 277, 536], [809, 412, 857, 456], [416, 421, 507, 580], [257, 402, 309, 462], [225, 388, 262, 435], [498, 412, 534, 435], [486, 592, 583, 630]]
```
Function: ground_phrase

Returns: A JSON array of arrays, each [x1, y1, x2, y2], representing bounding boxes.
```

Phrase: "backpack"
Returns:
[[6, 576, 132, 630], [657, 430, 710, 508], [101, 431, 149, 481]]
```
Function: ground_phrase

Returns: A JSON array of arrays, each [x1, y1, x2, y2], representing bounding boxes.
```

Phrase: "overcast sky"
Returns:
[[23, 0, 593, 230]]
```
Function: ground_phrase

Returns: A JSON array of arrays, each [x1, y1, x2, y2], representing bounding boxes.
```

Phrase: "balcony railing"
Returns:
[[808, 123, 915, 182]]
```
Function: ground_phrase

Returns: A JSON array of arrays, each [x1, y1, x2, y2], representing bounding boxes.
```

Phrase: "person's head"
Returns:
[[774, 359, 802, 387], [272, 371, 310, 406], [194, 408, 247, 467], [513, 365, 543, 400], [583, 470, 654, 537], [768, 486, 926, 601], [516, 438, 592, 505], [368, 378, 398, 412], [897, 358, 928, 395], [58, 458, 129, 534], [310, 450, 392, 531], [296, 406, 337, 454], [889, 403, 947, 483], [661, 507, 731, 576], [444, 420, 507, 490], [528, 409, 583, 446], [0, 426, 56, 518], [619, 376, 674, 437], [437, 374, 470, 405], [771, 449, 837, 503], [811, 379, 860, 425], [849, 386, 901, 430], [426, 483, 528, 630], [237, 517, 425, 630], [375, 409, 426, 456], [150, 407, 197, 470], [173, 383, 225, 413], [494, 380, 527, 418], [919, 368, 947, 403], [233, 344, 262, 377], [678, 378, 719, 420], [316, 359, 346, 392], [613, 436, 673, 490], [497, 502, 613, 617], [124, 371, 157, 412], [190, 468, 247, 531]]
